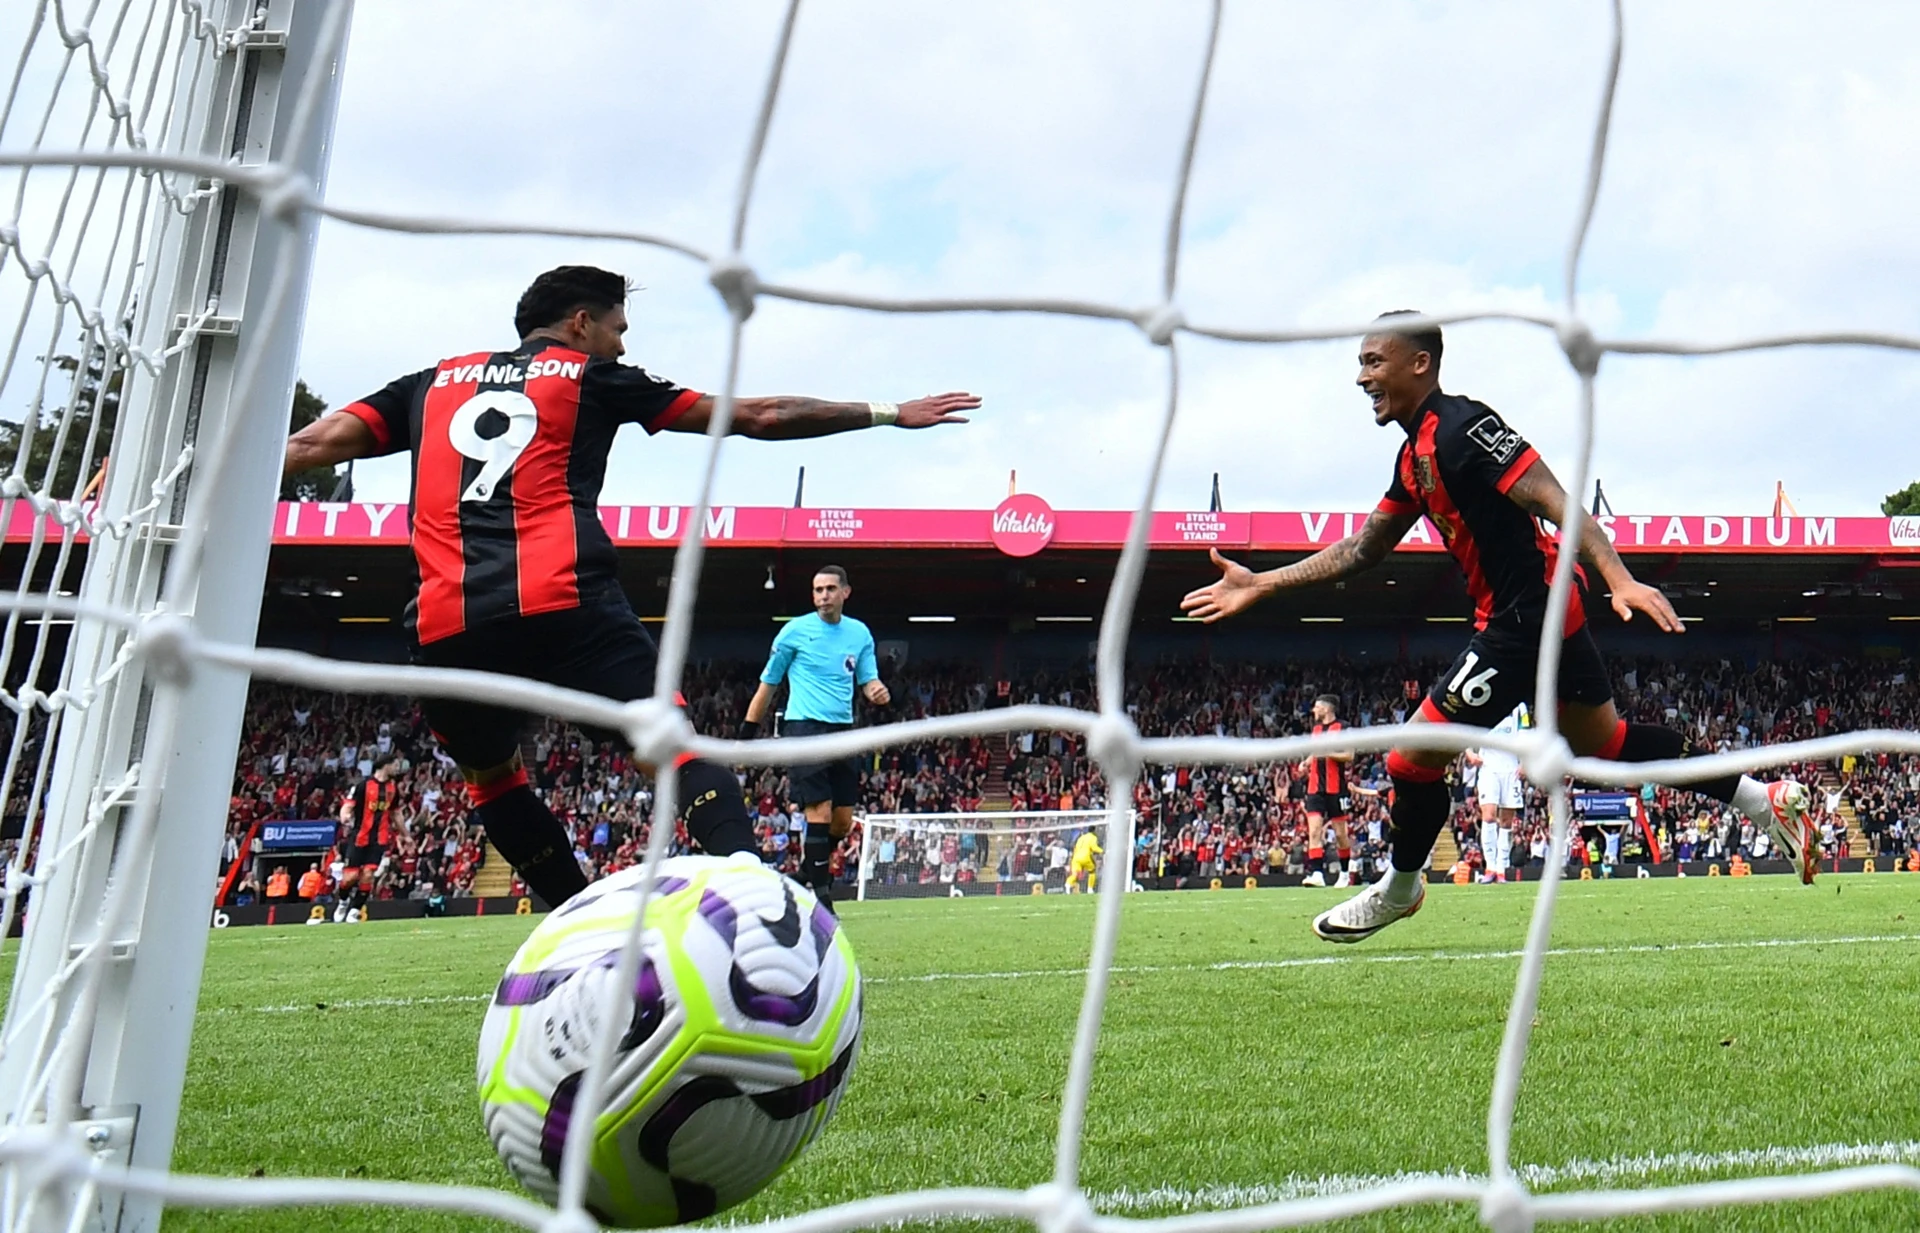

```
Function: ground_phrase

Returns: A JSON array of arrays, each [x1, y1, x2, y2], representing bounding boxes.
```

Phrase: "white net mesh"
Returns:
[[3, 0, 1920, 1230]]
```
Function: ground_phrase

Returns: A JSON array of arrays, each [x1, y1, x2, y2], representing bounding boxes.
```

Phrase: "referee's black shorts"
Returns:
[[412, 600, 659, 772], [782, 719, 861, 809]]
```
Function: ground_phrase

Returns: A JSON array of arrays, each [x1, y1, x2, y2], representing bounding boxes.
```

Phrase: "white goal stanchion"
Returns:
[[0, 3, 349, 1231], [4, 0, 1920, 1230], [855, 810, 1118, 901]]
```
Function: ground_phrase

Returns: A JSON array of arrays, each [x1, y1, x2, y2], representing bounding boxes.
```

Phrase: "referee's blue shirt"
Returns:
[[760, 612, 877, 724]]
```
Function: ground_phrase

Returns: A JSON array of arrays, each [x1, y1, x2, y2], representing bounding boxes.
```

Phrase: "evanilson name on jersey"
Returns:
[[432, 358, 585, 388]]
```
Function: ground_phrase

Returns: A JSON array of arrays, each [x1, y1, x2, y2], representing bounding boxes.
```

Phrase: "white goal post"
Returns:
[[0, 3, 349, 1231], [855, 810, 1130, 901]]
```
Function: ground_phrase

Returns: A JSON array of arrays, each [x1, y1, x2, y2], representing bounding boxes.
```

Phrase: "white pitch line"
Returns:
[[215, 932, 1920, 1013], [1088, 1140, 1920, 1212], [215, 993, 490, 1015], [865, 931, 1920, 985]]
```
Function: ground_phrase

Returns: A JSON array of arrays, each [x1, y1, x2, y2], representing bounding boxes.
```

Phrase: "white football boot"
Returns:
[[1300, 870, 1326, 888], [1762, 781, 1817, 885], [1312, 878, 1425, 944]]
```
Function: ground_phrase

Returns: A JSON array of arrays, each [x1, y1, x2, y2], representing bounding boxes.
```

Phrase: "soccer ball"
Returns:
[[477, 854, 862, 1226]]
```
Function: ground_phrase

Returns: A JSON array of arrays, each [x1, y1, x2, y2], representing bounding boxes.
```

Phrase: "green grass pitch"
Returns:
[[77, 877, 1920, 1230]]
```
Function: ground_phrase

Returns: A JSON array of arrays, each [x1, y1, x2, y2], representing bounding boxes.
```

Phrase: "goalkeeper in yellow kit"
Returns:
[[1068, 829, 1102, 893]]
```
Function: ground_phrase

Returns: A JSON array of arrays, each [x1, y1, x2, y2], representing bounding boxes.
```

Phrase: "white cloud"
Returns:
[[294, 0, 1920, 516]]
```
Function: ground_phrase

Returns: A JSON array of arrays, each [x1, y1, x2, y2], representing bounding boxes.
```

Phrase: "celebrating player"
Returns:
[[1068, 827, 1102, 893], [1298, 693, 1355, 888], [334, 749, 404, 923], [1469, 703, 1530, 883], [1181, 311, 1813, 943], [743, 566, 887, 913], [284, 266, 976, 910]]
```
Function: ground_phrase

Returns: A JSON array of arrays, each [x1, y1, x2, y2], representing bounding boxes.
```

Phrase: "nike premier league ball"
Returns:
[[477, 854, 862, 1226]]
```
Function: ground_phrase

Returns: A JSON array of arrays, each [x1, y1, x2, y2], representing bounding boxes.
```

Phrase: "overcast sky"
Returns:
[[294, 0, 1920, 515]]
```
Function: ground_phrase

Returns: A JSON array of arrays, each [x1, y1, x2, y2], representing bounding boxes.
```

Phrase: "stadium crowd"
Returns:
[[207, 652, 1920, 906]]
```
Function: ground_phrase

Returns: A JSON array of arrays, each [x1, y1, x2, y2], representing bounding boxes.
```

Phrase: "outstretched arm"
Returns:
[[285, 411, 378, 475], [1502, 457, 1683, 633], [1178, 507, 1416, 623], [668, 392, 978, 440]]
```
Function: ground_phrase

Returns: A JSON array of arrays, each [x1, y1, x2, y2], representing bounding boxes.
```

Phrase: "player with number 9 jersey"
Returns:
[[339, 338, 696, 643], [283, 266, 979, 911]]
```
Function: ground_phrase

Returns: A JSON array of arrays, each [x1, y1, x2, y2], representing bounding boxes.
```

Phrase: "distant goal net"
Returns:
[[855, 810, 1127, 900]]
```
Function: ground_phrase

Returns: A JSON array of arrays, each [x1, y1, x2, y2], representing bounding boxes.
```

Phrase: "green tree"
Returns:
[[0, 332, 124, 500], [1883, 482, 1920, 517], [280, 380, 350, 501], [2, 329, 346, 503]]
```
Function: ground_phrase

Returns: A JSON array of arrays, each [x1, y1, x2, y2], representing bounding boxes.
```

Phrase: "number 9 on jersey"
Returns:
[[449, 390, 538, 502]]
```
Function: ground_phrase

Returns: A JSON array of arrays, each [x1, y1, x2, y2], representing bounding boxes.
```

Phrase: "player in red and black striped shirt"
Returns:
[[1298, 694, 1354, 889], [286, 266, 976, 909], [334, 749, 404, 923], [1183, 312, 1815, 943]]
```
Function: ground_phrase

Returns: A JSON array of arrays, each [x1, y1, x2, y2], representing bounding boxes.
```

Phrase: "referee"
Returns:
[[745, 565, 888, 912]]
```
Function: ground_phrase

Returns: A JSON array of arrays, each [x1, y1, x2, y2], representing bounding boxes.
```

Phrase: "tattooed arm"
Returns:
[[668, 392, 977, 440], [1178, 507, 1417, 623]]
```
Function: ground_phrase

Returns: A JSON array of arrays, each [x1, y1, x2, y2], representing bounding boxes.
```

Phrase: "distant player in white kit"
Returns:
[[1469, 703, 1530, 883]]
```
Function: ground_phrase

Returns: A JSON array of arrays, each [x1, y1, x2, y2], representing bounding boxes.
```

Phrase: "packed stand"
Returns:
[[213, 652, 1920, 905]]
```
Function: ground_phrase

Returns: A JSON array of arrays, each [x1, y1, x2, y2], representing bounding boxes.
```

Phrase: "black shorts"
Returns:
[[346, 842, 386, 869], [783, 719, 860, 809], [1423, 623, 1613, 728], [1304, 792, 1350, 820], [413, 601, 659, 771]]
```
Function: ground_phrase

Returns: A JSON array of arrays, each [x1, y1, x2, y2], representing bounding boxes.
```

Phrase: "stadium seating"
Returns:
[[110, 651, 1913, 906]]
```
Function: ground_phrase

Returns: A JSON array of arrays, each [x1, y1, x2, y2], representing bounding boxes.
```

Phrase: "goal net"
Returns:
[[855, 810, 1123, 900], [3, 0, 1918, 1231]]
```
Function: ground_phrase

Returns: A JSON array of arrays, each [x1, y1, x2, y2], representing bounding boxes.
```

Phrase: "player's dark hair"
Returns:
[[376, 748, 405, 770], [514, 265, 631, 337], [1372, 309, 1443, 369], [1314, 694, 1340, 714], [815, 564, 850, 587]]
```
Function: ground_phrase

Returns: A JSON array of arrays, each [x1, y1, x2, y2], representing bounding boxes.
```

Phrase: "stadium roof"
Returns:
[[10, 502, 1916, 632], [239, 502, 1920, 632]]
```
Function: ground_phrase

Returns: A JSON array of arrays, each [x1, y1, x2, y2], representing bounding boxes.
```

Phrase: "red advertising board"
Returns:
[[7, 502, 1917, 555]]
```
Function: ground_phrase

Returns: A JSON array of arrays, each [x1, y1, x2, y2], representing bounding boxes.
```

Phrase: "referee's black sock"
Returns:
[[674, 756, 758, 857], [802, 824, 835, 904], [473, 776, 588, 908]]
